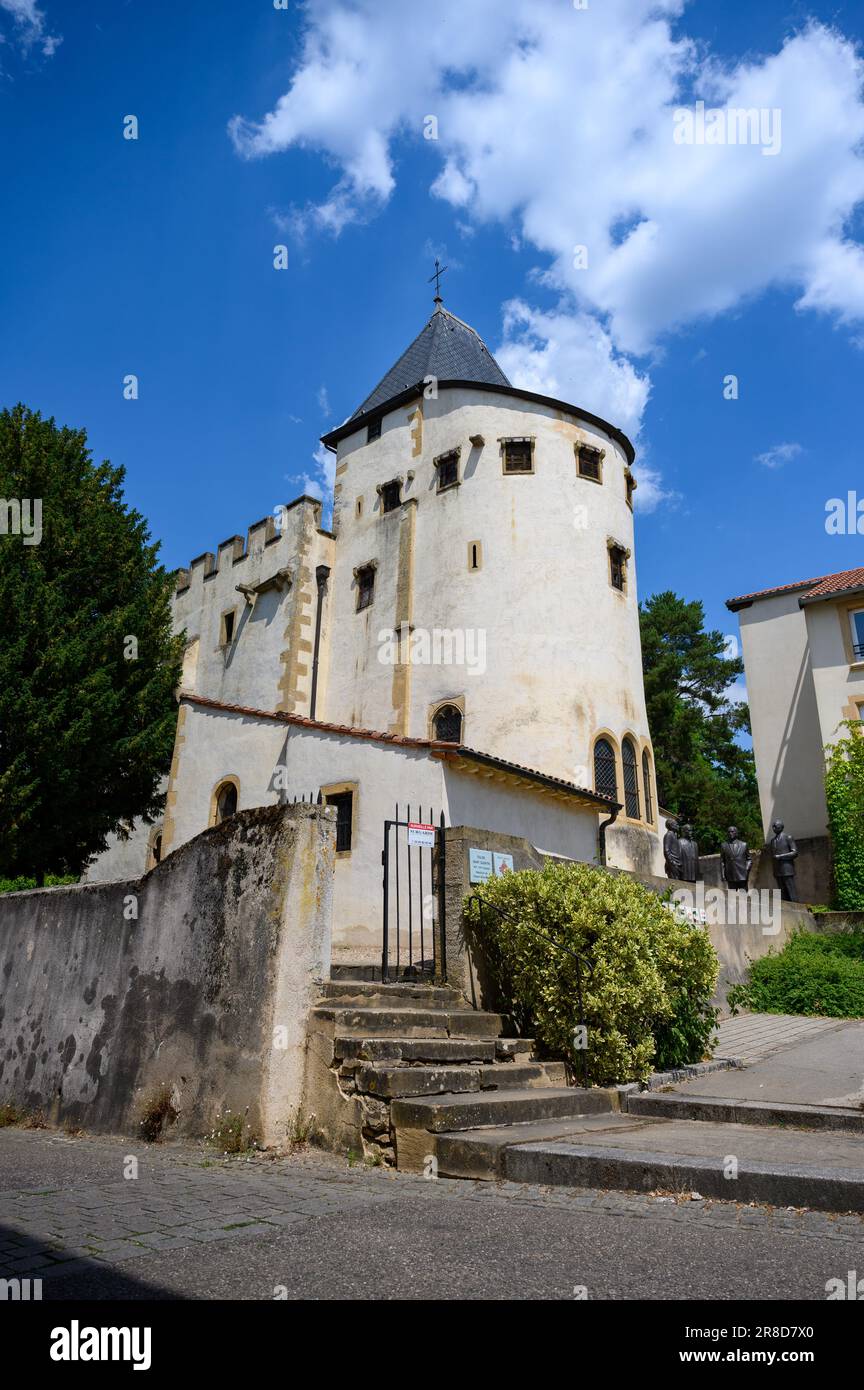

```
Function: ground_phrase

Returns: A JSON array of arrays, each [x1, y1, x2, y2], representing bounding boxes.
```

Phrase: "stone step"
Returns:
[[320, 980, 464, 1009], [353, 1061, 567, 1100], [311, 1006, 506, 1038], [627, 1090, 864, 1134], [494, 1118, 864, 1214], [437, 1113, 649, 1180], [330, 962, 434, 984], [335, 1036, 498, 1065], [392, 1087, 617, 1169]]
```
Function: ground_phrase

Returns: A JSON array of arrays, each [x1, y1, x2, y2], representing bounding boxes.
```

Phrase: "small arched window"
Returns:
[[214, 781, 238, 824], [622, 737, 640, 819], [642, 750, 654, 824], [433, 705, 463, 743], [593, 738, 617, 800]]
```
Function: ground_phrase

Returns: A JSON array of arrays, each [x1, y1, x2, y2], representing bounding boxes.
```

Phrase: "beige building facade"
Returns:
[[87, 301, 664, 951], [728, 566, 864, 841]]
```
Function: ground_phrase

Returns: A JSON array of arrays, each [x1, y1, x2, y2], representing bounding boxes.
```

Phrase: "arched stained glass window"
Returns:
[[593, 738, 617, 800], [433, 705, 463, 743], [642, 750, 654, 824], [622, 738, 640, 819]]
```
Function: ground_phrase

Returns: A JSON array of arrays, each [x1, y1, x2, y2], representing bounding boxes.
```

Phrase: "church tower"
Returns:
[[319, 296, 659, 872]]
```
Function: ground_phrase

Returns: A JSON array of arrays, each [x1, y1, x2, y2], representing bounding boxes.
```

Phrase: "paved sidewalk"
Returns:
[[715, 1012, 850, 1065], [1, 1127, 864, 1300]]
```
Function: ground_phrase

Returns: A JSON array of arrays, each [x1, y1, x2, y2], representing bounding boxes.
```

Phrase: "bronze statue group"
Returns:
[[663, 818, 799, 902]]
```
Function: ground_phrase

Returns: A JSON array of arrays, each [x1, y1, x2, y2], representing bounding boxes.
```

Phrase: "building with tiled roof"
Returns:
[[726, 566, 864, 858], [85, 295, 662, 959]]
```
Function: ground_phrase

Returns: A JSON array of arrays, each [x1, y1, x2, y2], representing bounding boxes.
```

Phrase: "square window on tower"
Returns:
[[379, 480, 402, 513], [501, 438, 534, 473], [577, 445, 603, 483], [435, 450, 460, 492]]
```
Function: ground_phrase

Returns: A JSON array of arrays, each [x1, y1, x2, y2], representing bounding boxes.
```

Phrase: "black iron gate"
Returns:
[[381, 807, 446, 983]]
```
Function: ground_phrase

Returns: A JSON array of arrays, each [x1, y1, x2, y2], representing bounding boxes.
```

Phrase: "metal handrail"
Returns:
[[466, 892, 593, 1087]]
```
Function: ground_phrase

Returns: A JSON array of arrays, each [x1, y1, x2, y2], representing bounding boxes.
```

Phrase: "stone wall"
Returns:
[[0, 805, 334, 1145]]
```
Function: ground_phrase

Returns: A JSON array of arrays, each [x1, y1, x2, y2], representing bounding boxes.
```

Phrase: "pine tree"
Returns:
[[640, 590, 761, 852], [0, 405, 183, 880]]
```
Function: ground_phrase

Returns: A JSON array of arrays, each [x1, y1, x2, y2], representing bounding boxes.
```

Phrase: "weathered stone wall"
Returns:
[[0, 805, 334, 1145]]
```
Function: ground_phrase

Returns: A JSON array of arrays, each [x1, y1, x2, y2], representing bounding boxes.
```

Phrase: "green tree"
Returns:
[[0, 405, 183, 881], [640, 590, 761, 852], [824, 721, 864, 909]]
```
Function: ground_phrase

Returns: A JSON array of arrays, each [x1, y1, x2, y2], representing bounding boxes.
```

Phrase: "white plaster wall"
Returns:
[[737, 594, 828, 839], [171, 498, 334, 714], [805, 602, 864, 748], [442, 767, 598, 864], [322, 386, 655, 806]]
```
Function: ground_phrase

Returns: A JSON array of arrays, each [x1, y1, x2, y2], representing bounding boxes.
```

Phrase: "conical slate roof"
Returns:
[[352, 304, 511, 419]]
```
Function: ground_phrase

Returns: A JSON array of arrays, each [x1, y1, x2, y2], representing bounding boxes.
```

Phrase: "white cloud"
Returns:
[[316, 385, 330, 418], [495, 300, 650, 442], [755, 442, 803, 469], [232, 1, 864, 504], [289, 443, 336, 511], [0, 0, 60, 57]]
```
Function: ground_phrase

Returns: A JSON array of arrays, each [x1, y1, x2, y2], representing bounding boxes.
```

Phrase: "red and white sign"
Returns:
[[407, 822, 436, 848]]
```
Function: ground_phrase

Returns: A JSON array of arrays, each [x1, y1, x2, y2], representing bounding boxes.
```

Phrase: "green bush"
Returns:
[[728, 930, 864, 1018], [825, 721, 864, 909], [467, 861, 719, 1084], [0, 874, 77, 894]]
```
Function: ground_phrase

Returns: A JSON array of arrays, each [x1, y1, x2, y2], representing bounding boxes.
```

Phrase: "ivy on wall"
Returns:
[[825, 720, 864, 910]]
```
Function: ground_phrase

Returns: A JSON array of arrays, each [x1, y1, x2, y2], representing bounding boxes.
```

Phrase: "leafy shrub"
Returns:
[[0, 874, 77, 894], [467, 861, 718, 1084], [728, 930, 864, 1018], [825, 721, 864, 909]]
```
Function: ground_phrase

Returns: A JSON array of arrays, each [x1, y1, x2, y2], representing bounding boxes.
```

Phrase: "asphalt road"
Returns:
[[1, 1127, 863, 1301]]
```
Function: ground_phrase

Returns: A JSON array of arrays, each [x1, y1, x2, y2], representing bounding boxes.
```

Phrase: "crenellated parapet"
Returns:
[[173, 495, 325, 597]]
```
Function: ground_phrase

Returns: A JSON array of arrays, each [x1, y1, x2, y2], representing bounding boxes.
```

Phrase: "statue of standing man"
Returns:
[[678, 824, 701, 883], [768, 820, 799, 902], [663, 818, 683, 880], [720, 825, 752, 890]]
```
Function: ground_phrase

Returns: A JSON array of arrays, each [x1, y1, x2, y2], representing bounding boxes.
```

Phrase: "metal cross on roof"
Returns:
[[428, 257, 448, 305]]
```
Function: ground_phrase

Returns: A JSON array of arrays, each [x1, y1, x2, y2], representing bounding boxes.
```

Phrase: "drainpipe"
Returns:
[[309, 565, 330, 720], [598, 804, 621, 867]]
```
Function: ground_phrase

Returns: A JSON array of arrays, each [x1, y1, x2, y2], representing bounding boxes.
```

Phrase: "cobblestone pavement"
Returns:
[[715, 1012, 849, 1064], [1, 1127, 863, 1300]]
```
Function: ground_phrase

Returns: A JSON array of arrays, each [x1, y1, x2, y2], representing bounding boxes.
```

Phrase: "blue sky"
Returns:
[[2, 0, 863, 660]]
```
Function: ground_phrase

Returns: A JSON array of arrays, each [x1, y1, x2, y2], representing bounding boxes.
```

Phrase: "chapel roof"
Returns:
[[350, 304, 512, 419]]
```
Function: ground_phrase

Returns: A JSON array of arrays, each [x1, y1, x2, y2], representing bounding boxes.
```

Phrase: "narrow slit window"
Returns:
[[622, 738, 640, 819], [367, 417, 382, 443], [356, 564, 375, 612], [380, 480, 402, 513], [220, 610, 236, 645], [609, 544, 627, 593], [325, 791, 354, 851], [642, 750, 654, 823]]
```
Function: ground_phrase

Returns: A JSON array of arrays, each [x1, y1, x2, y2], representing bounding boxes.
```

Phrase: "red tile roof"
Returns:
[[727, 567, 864, 611], [178, 692, 616, 808]]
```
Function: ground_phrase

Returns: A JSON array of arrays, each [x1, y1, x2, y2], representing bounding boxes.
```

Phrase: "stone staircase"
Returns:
[[309, 970, 619, 1170], [307, 971, 864, 1212]]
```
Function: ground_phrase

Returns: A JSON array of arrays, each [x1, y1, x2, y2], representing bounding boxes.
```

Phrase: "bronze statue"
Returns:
[[678, 823, 700, 883], [720, 825, 752, 890], [663, 817, 682, 879], [768, 819, 798, 901]]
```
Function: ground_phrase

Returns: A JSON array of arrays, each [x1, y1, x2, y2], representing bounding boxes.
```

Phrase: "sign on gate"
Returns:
[[407, 821, 435, 848]]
